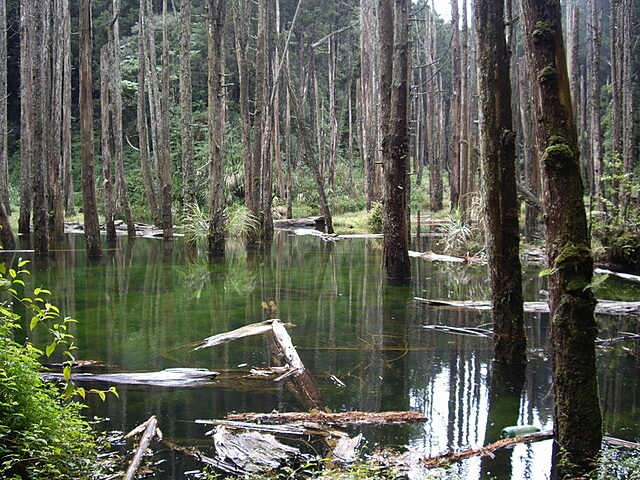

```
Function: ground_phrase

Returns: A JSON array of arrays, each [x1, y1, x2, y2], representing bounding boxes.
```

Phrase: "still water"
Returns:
[[3, 231, 640, 479]]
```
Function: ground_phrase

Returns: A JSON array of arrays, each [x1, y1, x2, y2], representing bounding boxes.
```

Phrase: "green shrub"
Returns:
[[0, 261, 101, 479], [366, 202, 383, 234]]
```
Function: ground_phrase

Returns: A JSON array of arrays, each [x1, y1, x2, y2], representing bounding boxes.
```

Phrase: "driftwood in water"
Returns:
[[46, 368, 220, 387], [420, 430, 553, 467], [274, 216, 325, 229], [423, 324, 493, 338], [123, 416, 160, 480], [194, 319, 287, 350], [415, 297, 640, 316], [408, 250, 487, 264], [595, 268, 640, 284], [225, 410, 428, 426], [210, 425, 306, 473]]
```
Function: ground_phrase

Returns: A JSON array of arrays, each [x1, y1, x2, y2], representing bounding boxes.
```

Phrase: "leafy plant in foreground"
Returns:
[[0, 259, 113, 479]]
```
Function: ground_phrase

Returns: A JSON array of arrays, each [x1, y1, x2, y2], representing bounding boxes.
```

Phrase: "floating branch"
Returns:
[[44, 368, 219, 387], [123, 416, 160, 480], [194, 319, 286, 350], [225, 410, 428, 426], [422, 324, 493, 338]]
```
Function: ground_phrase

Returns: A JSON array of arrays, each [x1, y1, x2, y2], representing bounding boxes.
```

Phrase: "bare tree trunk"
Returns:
[[459, 0, 470, 215], [474, 0, 526, 367], [158, 0, 173, 239], [18, 0, 33, 235], [360, 0, 378, 209], [327, 34, 338, 186], [620, 0, 635, 216], [519, 0, 602, 472], [380, 0, 411, 284], [0, 0, 9, 216], [111, 0, 136, 237], [62, 0, 73, 215], [100, 45, 117, 242], [587, 0, 603, 209], [233, 0, 253, 214], [426, 5, 443, 211], [207, 0, 226, 257], [79, 0, 102, 257], [137, 0, 159, 224], [32, 2, 50, 255], [0, 201, 15, 249], [609, 0, 622, 209], [49, 0, 65, 238], [449, 0, 461, 211], [180, 0, 195, 210]]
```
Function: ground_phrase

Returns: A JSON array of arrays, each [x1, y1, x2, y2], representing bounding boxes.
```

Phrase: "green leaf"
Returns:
[[538, 267, 559, 277], [63, 365, 71, 382], [76, 387, 86, 399], [17, 258, 30, 267], [108, 386, 119, 398], [29, 316, 39, 331], [45, 342, 57, 357], [90, 389, 107, 401]]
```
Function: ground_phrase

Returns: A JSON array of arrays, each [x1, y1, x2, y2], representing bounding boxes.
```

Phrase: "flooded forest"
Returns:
[[0, 0, 639, 478]]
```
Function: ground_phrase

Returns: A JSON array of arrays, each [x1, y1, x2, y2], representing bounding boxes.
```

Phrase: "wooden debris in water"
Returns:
[[211, 425, 306, 473], [196, 419, 309, 436], [415, 297, 640, 316], [419, 430, 553, 467], [46, 368, 220, 387], [332, 433, 363, 464], [595, 268, 640, 284], [225, 410, 427, 426], [409, 250, 486, 264], [422, 324, 493, 338], [194, 319, 286, 350], [123, 416, 160, 480]]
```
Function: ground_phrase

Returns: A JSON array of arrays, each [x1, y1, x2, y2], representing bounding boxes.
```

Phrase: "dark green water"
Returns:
[[2, 231, 639, 479]]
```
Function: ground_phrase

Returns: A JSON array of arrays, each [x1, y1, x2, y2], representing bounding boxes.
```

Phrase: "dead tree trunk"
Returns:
[[79, 0, 102, 257], [100, 45, 117, 242], [207, 0, 227, 257], [474, 0, 526, 367]]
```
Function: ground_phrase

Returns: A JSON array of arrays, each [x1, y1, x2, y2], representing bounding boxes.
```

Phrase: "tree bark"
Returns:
[[0, 0, 9, 216], [586, 0, 603, 209], [207, 0, 226, 257], [136, 0, 159, 225], [180, 0, 195, 210], [474, 0, 526, 367], [62, 0, 73, 215], [111, 0, 136, 238], [79, 0, 102, 257], [380, 0, 411, 284], [519, 0, 602, 472], [18, 0, 33, 235], [100, 45, 117, 242], [449, 0, 461, 211]]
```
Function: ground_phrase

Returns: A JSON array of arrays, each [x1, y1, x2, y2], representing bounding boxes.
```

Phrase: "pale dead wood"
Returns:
[[123, 416, 159, 480], [45, 368, 219, 387], [194, 319, 288, 350], [595, 268, 640, 284], [226, 410, 427, 426], [415, 297, 640, 316]]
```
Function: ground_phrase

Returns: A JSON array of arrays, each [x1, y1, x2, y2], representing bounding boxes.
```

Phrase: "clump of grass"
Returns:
[[178, 203, 260, 242]]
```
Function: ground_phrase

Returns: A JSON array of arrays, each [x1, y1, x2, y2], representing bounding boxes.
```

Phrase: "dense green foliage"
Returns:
[[0, 261, 98, 479]]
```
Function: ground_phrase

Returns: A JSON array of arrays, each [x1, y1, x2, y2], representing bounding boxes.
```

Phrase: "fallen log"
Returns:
[[415, 297, 640, 316], [123, 416, 159, 480], [225, 410, 428, 426], [194, 319, 287, 350], [44, 368, 219, 387]]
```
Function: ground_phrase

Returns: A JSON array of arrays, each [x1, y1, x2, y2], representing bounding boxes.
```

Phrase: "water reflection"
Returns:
[[2, 232, 638, 479]]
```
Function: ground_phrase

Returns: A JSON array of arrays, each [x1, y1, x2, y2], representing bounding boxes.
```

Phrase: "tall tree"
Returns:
[[32, 2, 50, 255], [474, 0, 526, 367], [111, 0, 136, 238], [50, 0, 65, 238], [158, 0, 173, 239], [18, 0, 33, 235], [380, 0, 411, 284], [100, 45, 117, 242], [519, 0, 602, 473], [136, 0, 159, 225], [0, 0, 9, 217], [449, 0, 461, 210], [180, 0, 195, 209], [79, 0, 102, 257], [207, 0, 226, 257]]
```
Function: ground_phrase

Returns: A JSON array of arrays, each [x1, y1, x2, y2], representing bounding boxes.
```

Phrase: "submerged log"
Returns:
[[211, 425, 306, 473], [225, 410, 428, 426], [415, 297, 640, 316], [45, 368, 220, 387], [595, 268, 640, 284], [409, 250, 486, 264]]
